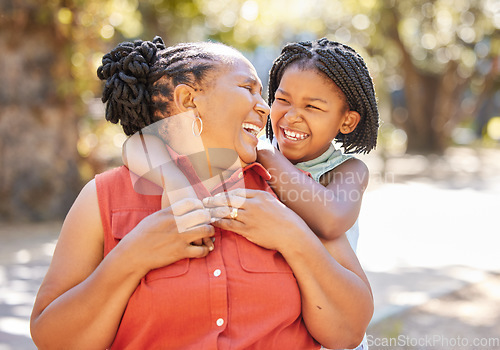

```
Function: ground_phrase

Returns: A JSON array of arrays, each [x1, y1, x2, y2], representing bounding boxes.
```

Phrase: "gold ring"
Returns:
[[230, 207, 238, 220]]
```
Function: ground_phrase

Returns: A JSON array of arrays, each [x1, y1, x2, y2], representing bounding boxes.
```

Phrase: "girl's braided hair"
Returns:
[[97, 36, 237, 136], [266, 38, 379, 154]]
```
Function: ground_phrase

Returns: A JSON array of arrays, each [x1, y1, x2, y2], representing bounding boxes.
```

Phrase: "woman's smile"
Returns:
[[242, 122, 262, 138]]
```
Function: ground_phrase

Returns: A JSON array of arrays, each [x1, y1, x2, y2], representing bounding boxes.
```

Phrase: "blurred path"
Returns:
[[1, 147, 500, 349], [0, 222, 59, 350], [357, 147, 500, 324]]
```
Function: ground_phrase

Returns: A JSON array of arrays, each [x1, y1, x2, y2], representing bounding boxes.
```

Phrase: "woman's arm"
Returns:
[[257, 146, 368, 240], [31, 180, 214, 350], [204, 189, 373, 349]]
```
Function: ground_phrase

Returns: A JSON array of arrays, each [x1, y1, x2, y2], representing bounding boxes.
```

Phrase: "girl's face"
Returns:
[[270, 66, 351, 164], [195, 57, 270, 165]]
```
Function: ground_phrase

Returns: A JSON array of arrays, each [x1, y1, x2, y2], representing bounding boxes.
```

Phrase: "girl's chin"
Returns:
[[279, 148, 303, 164]]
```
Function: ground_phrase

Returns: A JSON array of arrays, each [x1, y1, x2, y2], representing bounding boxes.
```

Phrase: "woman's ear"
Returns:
[[173, 84, 197, 112], [341, 110, 361, 134]]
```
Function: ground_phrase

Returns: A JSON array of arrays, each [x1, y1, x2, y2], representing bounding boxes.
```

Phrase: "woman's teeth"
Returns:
[[242, 122, 261, 137], [283, 128, 309, 141]]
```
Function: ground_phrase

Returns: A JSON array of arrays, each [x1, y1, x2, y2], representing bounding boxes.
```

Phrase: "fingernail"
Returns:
[[210, 217, 217, 223]]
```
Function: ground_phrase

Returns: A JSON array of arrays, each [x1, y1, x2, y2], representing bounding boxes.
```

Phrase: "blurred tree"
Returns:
[[0, 0, 143, 220], [0, 1, 82, 220], [138, 0, 499, 153], [1, 0, 498, 220], [373, 0, 500, 153]]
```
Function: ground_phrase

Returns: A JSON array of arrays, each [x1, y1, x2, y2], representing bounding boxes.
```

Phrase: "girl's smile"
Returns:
[[280, 126, 310, 141]]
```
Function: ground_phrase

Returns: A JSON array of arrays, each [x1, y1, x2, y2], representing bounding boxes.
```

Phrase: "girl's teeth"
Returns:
[[283, 128, 308, 140]]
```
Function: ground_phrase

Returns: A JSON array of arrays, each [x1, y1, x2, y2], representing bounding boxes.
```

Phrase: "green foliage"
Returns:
[[29, 0, 499, 163]]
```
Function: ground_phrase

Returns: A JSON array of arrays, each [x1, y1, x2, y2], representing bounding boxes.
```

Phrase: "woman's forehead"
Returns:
[[220, 58, 261, 85]]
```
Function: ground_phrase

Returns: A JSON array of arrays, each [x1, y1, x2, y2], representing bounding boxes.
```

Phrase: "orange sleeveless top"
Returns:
[[95, 159, 319, 349]]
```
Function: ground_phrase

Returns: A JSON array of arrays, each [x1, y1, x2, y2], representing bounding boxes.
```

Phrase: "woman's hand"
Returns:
[[120, 197, 215, 275], [202, 188, 308, 252]]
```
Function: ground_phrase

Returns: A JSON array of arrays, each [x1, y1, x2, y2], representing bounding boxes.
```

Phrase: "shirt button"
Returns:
[[238, 171, 244, 179], [216, 318, 224, 327], [213, 269, 222, 277]]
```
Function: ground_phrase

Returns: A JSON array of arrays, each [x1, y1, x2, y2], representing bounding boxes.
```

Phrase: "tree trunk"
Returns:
[[383, 6, 468, 154], [0, 3, 82, 221]]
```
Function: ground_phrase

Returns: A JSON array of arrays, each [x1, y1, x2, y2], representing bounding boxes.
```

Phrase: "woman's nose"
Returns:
[[255, 95, 270, 121]]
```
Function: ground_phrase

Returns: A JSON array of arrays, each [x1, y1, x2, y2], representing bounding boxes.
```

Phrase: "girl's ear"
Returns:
[[341, 110, 361, 134], [173, 84, 197, 112]]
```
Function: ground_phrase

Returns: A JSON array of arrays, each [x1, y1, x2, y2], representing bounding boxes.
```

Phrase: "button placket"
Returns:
[[206, 229, 228, 331]]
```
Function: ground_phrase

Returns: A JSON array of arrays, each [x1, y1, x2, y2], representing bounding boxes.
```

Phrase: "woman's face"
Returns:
[[195, 57, 270, 165], [270, 66, 349, 164]]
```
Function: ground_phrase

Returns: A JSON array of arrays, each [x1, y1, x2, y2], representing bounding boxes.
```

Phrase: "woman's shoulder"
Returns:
[[94, 165, 134, 191]]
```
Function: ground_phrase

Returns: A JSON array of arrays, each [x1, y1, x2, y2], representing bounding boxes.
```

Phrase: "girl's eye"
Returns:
[[242, 85, 253, 92], [276, 98, 289, 104], [307, 104, 321, 110]]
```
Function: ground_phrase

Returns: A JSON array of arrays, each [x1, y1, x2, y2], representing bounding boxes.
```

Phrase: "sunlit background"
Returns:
[[1, 0, 499, 349]]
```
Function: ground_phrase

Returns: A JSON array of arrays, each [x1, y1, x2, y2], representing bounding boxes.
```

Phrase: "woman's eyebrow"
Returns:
[[242, 77, 259, 87], [242, 76, 262, 93]]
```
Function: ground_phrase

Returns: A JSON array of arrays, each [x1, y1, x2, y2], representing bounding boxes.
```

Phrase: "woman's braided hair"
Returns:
[[97, 36, 236, 136], [267, 38, 379, 154]]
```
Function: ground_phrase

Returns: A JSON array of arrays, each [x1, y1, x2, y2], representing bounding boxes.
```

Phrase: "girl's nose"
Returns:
[[284, 108, 302, 123]]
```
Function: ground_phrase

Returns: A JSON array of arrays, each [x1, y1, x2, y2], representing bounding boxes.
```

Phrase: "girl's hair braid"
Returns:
[[267, 38, 379, 154], [97, 36, 237, 136]]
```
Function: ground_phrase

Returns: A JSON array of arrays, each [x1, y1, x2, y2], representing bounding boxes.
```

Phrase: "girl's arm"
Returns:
[[30, 181, 214, 350], [257, 146, 368, 240], [204, 189, 373, 349], [123, 133, 213, 247], [123, 132, 198, 207]]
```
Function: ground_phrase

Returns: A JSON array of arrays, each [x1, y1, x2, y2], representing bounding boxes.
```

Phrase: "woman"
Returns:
[[30, 37, 373, 349]]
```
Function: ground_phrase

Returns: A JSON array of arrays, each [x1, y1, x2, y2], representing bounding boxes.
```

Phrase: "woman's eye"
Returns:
[[242, 85, 253, 92], [276, 98, 289, 104]]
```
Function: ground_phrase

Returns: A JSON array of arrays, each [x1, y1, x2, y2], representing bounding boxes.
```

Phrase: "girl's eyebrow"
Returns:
[[304, 97, 328, 104], [276, 88, 327, 104]]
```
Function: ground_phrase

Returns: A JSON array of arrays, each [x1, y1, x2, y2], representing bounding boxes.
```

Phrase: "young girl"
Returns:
[[257, 37, 379, 253], [123, 38, 379, 349]]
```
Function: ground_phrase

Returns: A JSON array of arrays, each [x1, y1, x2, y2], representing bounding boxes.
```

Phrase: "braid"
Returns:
[[267, 38, 379, 154], [98, 37, 237, 136], [97, 37, 165, 135]]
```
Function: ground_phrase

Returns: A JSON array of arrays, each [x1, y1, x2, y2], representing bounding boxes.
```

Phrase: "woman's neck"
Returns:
[[187, 149, 244, 191]]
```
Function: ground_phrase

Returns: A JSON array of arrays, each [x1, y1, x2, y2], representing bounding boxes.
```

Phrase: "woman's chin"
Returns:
[[238, 148, 257, 165]]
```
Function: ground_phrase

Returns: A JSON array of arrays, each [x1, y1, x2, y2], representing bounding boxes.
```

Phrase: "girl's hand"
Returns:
[[119, 197, 215, 275], [161, 188, 214, 250], [202, 189, 308, 252]]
